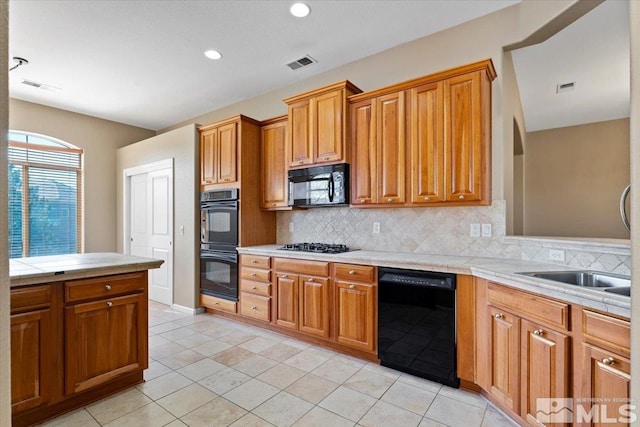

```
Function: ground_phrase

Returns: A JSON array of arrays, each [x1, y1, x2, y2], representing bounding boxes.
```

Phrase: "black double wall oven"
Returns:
[[200, 189, 239, 301]]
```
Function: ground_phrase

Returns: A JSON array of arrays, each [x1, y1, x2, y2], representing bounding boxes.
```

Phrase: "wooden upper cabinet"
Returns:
[[199, 120, 238, 186], [349, 91, 405, 206], [200, 129, 217, 186], [217, 122, 237, 184], [287, 100, 313, 168], [350, 100, 376, 205], [376, 92, 405, 205], [409, 81, 444, 204], [285, 81, 361, 169], [260, 116, 289, 210], [444, 70, 489, 203]]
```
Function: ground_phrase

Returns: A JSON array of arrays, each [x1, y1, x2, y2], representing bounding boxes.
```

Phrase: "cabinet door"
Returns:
[[581, 344, 631, 427], [261, 120, 288, 209], [444, 71, 483, 202], [65, 293, 146, 394], [200, 129, 217, 185], [288, 100, 313, 168], [520, 319, 570, 427], [217, 122, 237, 184], [350, 99, 377, 205], [11, 309, 52, 413], [409, 82, 444, 204], [376, 92, 405, 204], [314, 89, 344, 163], [299, 276, 330, 338], [275, 273, 298, 330], [335, 280, 376, 352], [488, 306, 520, 411]]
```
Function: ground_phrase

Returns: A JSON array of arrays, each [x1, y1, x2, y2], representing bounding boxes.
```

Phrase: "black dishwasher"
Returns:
[[378, 267, 459, 388]]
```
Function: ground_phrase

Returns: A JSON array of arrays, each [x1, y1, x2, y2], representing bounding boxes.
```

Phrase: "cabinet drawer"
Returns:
[[200, 294, 237, 313], [241, 267, 271, 283], [65, 272, 145, 304], [487, 282, 569, 331], [241, 255, 271, 269], [334, 264, 376, 283], [274, 258, 329, 276], [240, 279, 271, 297], [11, 285, 52, 314], [582, 310, 630, 356], [240, 293, 271, 322]]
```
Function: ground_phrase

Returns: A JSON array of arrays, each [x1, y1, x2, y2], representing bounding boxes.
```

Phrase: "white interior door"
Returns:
[[125, 159, 174, 306], [148, 168, 173, 305]]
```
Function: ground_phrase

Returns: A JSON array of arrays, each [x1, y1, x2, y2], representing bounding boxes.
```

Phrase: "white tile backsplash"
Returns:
[[276, 200, 631, 275]]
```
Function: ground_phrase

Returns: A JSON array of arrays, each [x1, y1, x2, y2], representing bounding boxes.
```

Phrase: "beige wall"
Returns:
[[116, 125, 199, 309], [524, 118, 630, 238], [9, 99, 155, 253], [0, 1, 10, 422]]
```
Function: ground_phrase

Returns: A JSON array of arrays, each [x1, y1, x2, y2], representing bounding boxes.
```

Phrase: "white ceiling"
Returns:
[[8, 0, 519, 131], [511, 0, 630, 132]]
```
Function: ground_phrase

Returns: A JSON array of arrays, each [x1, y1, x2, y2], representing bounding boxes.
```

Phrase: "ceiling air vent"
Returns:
[[286, 55, 317, 70], [556, 81, 576, 94], [21, 79, 60, 91]]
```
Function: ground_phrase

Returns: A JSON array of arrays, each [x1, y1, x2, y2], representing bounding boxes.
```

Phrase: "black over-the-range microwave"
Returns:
[[288, 163, 349, 208]]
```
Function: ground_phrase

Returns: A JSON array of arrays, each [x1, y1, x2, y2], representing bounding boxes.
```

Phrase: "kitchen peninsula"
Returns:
[[9, 253, 163, 427]]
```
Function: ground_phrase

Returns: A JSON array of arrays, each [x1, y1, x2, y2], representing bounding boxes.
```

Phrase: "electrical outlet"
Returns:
[[470, 223, 480, 237], [481, 223, 492, 237], [288, 222, 294, 232], [180, 226, 184, 236], [549, 249, 565, 262], [373, 222, 381, 234]]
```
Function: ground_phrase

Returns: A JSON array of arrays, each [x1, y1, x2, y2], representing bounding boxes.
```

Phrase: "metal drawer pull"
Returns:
[[348, 270, 356, 275], [282, 274, 288, 278], [251, 306, 257, 310], [387, 198, 393, 202], [602, 357, 615, 366], [459, 195, 465, 200], [349, 284, 355, 289], [533, 329, 544, 336], [308, 278, 313, 282], [251, 260, 258, 263], [105, 284, 112, 291], [106, 301, 113, 307], [359, 199, 365, 203], [251, 286, 257, 290], [251, 273, 257, 277], [214, 302, 220, 305], [425, 196, 430, 201], [494, 313, 504, 319]]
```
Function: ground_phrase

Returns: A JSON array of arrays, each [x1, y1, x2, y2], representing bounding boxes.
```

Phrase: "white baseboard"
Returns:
[[171, 304, 205, 315]]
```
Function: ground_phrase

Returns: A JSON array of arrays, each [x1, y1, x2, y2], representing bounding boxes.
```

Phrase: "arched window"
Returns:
[[8, 131, 83, 258]]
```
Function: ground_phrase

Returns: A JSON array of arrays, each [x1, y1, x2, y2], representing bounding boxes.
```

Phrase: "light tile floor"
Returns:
[[39, 301, 518, 427]]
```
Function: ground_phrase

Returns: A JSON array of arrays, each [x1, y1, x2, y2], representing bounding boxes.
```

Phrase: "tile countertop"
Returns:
[[9, 252, 164, 287], [238, 245, 631, 318]]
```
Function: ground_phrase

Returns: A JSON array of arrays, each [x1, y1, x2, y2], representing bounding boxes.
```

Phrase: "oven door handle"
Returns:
[[328, 175, 335, 202], [201, 251, 238, 262]]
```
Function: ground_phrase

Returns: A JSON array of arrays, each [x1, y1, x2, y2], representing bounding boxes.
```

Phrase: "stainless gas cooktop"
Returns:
[[279, 242, 352, 254]]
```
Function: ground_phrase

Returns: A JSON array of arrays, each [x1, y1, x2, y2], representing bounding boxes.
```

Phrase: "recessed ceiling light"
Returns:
[[290, 2, 311, 18], [204, 50, 222, 60]]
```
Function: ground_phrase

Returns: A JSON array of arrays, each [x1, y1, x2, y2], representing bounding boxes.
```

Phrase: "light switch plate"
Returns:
[[373, 222, 381, 234], [481, 224, 492, 237], [288, 222, 294, 232]]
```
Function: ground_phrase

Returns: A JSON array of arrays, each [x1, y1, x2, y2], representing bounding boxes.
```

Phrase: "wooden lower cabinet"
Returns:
[[275, 273, 298, 329], [520, 319, 570, 426], [580, 344, 631, 427], [11, 308, 53, 413], [299, 276, 330, 338], [487, 306, 520, 411], [65, 292, 147, 394], [335, 280, 376, 352]]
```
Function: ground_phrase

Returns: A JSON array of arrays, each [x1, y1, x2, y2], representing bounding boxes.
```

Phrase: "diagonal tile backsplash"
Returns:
[[276, 200, 631, 274]]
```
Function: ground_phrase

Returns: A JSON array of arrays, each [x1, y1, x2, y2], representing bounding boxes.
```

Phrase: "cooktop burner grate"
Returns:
[[279, 242, 351, 254]]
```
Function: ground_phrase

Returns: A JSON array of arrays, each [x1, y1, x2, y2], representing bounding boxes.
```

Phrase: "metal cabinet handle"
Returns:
[[602, 357, 615, 366], [251, 306, 257, 310], [106, 301, 113, 307], [214, 302, 220, 305], [322, 156, 329, 161], [359, 199, 365, 203], [105, 284, 112, 291], [251, 286, 257, 290], [282, 274, 288, 279], [298, 160, 304, 165], [251, 273, 257, 277], [533, 329, 544, 336], [620, 185, 631, 232], [251, 260, 258, 264], [349, 284, 355, 289], [458, 195, 465, 200], [308, 278, 313, 282], [348, 270, 356, 275], [494, 313, 504, 319], [387, 198, 393, 202], [425, 196, 430, 201]]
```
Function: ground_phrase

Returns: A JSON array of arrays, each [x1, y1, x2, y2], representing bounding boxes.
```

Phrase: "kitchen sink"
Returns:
[[517, 271, 630, 296]]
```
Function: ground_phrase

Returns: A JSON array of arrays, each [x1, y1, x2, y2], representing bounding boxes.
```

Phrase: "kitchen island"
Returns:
[[9, 253, 163, 427]]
